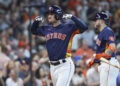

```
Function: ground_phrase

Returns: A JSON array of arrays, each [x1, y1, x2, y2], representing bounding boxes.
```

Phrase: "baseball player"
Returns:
[[88, 11, 120, 86], [31, 5, 88, 86]]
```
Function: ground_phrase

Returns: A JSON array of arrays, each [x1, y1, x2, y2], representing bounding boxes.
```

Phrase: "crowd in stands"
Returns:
[[0, 0, 120, 86]]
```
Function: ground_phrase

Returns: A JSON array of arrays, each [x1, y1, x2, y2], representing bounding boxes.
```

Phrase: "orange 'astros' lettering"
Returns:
[[46, 34, 50, 40], [45, 33, 66, 41], [54, 33, 58, 38], [62, 34, 66, 40], [58, 33, 62, 39], [50, 33, 54, 39]]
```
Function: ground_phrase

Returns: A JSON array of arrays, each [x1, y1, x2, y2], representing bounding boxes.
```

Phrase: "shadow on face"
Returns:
[[47, 13, 56, 24]]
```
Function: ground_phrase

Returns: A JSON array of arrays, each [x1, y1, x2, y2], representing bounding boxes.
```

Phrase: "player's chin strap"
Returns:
[[95, 45, 115, 60]]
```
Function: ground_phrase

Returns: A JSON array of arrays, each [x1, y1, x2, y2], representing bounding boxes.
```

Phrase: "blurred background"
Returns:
[[0, 0, 120, 86]]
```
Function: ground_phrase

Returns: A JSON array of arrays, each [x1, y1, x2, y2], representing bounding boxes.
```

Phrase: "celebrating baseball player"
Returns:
[[88, 11, 120, 86], [31, 5, 88, 86]]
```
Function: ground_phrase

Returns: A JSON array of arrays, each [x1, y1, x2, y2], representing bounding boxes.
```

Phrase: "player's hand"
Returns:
[[88, 59, 95, 68], [62, 14, 72, 19], [35, 16, 44, 23]]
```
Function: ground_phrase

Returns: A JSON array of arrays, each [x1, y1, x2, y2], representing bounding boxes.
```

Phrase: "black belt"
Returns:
[[50, 59, 66, 66], [107, 57, 116, 60], [107, 57, 111, 60]]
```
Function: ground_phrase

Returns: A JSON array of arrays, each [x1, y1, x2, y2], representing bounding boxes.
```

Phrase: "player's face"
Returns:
[[93, 19, 101, 30], [47, 13, 57, 24]]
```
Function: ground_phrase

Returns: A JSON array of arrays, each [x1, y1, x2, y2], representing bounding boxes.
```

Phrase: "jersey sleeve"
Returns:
[[104, 30, 115, 45], [31, 21, 46, 36], [70, 16, 88, 33]]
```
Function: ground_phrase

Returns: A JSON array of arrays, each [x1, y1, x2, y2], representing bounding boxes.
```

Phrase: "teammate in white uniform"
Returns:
[[31, 5, 88, 86], [88, 11, 119, 86]]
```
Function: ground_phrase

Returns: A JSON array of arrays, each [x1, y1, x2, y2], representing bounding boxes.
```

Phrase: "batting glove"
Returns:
[[88, 59, 95, 68], [35, 16, 44, 23], [62, 14, 72, 19]]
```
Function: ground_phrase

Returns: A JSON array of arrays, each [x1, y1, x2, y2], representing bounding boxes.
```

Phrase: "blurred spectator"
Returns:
[[75, 40, 94, 63], [18, 59, 30, 86], [116, 43, 120, 55], [35, 67, 50, 86], [39, 49, 49, 72], [98, 0, 109, 11], [6, 61, 15, 77], [6, 69, 23, 86], [77, 0, 88, 22], [87, 0, 97, 20], [16, 48, 30, 64], [0, 47, 10, 71], [59, 0, 69, 11], [75, 60, 87, 82], [0, 16, 9, 31], [0, 70, 5, 86], [80, 29, 96, 48], [67, 0, 80, 16], [116, 43, 120, 86], [71, 34, 81, 50], [112, 10, 120, 43], [86, 64, 99, 86], [72, 65, 85, 86], [117, 55, 120, 86]]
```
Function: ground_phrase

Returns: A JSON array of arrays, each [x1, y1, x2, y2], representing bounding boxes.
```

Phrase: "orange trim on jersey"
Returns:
[[66, 30, 80, 58], [105, 43, 109, 51]]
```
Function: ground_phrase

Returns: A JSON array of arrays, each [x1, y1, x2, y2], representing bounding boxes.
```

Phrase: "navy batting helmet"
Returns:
[[91, 11, 110, 21], [47, 5, 63, 20], [91, 11, 112, 25]]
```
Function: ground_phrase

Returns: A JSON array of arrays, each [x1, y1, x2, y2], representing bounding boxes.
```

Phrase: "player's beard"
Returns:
[[94, 23, 101, 34], [49, 20, 58, 25], [94, 28, 100, 34]]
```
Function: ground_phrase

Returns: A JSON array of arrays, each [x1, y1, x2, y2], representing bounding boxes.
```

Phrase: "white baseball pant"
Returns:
[[98, 58, 119, 86], [50, 57, 75, 86]]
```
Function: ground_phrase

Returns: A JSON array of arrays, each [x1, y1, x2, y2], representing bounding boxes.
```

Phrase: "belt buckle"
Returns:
[[59, 60, 63, 64], [50, 61, 60, 66], [50, 59, 66, 66], [61, 59, 66, 63], [63, 59, 66, 63]]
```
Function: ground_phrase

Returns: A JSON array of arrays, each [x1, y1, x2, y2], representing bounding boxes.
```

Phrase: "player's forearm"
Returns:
[[95, 43, 115, 60], [71, 16, 88, 32], [105, 43, 115, 56]]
